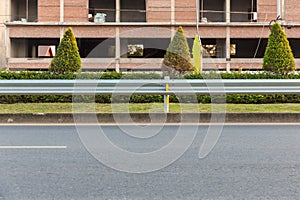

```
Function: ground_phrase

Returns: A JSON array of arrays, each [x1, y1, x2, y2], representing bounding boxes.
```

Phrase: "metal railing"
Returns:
[[1, 79, 300, 94], [1, 79, 300, 112]]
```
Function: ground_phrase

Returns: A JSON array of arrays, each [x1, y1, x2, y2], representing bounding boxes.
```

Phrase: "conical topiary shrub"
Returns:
[[192, 34, 202, 75], [162, 26, 193, 76], [263, 22, 295, 75], [50, 27, 81, 74]]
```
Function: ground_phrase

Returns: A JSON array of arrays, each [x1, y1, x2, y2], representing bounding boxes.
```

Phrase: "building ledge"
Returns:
[[5, 21, 300, 27], [7, 58, 300, 71]]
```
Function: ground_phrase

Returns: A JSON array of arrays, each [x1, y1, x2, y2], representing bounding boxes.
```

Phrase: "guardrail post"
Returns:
[[164, 76, 170, 113]]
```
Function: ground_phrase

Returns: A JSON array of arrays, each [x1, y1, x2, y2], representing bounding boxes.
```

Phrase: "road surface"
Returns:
[[0, 124, 299, 199]]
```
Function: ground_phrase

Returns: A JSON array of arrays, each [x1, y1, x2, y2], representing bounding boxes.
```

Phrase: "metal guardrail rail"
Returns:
[[1, 79, 300, 112], [0, 79, 300, 95]]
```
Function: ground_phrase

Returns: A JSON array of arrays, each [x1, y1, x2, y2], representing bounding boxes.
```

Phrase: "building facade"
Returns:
[[0, 0, 300, 71]]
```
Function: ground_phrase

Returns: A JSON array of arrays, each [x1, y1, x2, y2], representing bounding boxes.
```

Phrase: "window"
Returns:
[[200, 0, 226, 22], [128, 44, 144, 57], [230, 39, 268, 58], [231, 0, 257, 22], [121, 38, 168, 58], [200, 0, 257, 23], [38, 46, 56, 58], [11, 0, 38, 22], [230, 44, 236, 56], [121, 0, 146, 22], [202, 44, 217, 57], [89, 0, 116, 22], [77, 38, 115, 58]]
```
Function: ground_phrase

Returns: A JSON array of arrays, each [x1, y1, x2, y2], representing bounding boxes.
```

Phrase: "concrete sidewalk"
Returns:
[[0, 113, 300, 124]]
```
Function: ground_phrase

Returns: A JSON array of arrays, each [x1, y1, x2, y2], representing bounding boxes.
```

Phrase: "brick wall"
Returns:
[[8, 26, 118, 38], [184, 26, 226, 38], [4, 59, 273, 70], [9, 26, 61, 38], [38, 0, 60, 22], [64, 0, 88, 22], [35, 0, 285, 24], [147, 0, 171, 22], [175, 0, 196, 23], [12, 25, 300, 41], [72, 26, 116, 38], [32, 0, 300, 24], [285, 0, 300, 22], [257, 0, 277, 22], [120, 26, 172, 38], [230, 26, 269, 38]]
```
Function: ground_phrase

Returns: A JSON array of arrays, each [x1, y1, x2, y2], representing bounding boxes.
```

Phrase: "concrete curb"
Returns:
[[0, 113, 300, 124]]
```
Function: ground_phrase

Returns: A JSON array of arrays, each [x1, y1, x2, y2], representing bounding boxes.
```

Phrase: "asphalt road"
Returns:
[[0, 124, 300, 199]]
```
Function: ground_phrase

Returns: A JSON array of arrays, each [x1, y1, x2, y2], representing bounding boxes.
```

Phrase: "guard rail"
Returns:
[[1, 79, 300, 112], [0, 79, 300, 95]]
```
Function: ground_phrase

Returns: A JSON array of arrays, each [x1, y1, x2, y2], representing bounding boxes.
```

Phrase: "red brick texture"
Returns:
[[38, 0, 60, 22], [285, 0, 300, 22], [7, 0, 300, 71], [64, 0, 88, 22], [257, 0, 277, 22], [9, 26, 61, 38], [147, 0, 171, 22], [175, 0, 196, 23], [35, 0, 285, 24]]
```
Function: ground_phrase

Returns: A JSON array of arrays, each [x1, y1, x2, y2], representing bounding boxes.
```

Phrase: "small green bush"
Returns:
[[162, 26, 193, 76], [263, 22, 295, 75], [50, 27, 82, 74]]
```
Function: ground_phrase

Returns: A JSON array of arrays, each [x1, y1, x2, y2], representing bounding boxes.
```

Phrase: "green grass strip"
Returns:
[[1, 103, 300, 113]]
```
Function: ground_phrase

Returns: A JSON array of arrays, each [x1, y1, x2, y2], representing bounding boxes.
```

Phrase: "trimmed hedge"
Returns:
[[0, 71, 162, 80], [1, 71, 300, 104], [3, 71, 300, 80], [185, 72, 300, 79], [162, 26, 193, 76], [263, 22, 295, 75], [50, 27, 82, 74]]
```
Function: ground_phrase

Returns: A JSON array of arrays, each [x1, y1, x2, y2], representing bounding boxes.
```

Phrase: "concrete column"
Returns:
[[171, 0, 175, 24], [115, 27, 120, 72], [0, 0, 10, 68], [170, 0, 176, 41], [196, 0, 199, 34], [277, 0, 281, 17], [116, 0, 120, 22], [26, 0, 29, 21], [171, 0, 176, 39], [60, 0, 64, 22], [281, 0, 285, 19], [60, 27, 65, 40], [0, 30, 7, 68], [5, 28, 10, 68], [225, 0, 230, 72], [171, 27, 176, 40]]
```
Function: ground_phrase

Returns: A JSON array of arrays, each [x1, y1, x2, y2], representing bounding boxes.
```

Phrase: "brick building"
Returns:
[[0, 0, 300, 71]]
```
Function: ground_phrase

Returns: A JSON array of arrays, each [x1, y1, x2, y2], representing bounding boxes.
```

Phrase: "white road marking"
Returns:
[[0, 146, 67, 149]]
